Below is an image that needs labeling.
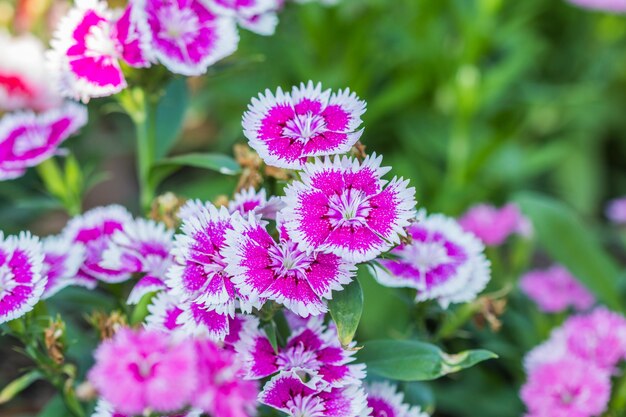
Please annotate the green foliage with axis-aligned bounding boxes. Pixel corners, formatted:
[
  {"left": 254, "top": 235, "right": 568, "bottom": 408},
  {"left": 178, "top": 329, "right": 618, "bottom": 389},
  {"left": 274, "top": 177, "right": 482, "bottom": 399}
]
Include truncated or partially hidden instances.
[{"left": 328, "top": 278, "right": 364, "bottom": 348}]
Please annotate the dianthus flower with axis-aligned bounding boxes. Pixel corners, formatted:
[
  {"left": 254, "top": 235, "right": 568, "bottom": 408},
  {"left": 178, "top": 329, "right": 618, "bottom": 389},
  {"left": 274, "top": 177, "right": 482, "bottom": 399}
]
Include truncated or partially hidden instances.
[
  {"left": 224, "top": 215, "right": 356, "bottom": 316},
  {"left": 177, "top": 299, "right": 233, "bottom": 339},
  {"left": 134, "top": 0, "right": 239, "bottom": 76},
  {"left": 0, "top": 232, "right": 45, "bottom": 324},
  {"left": 605, "top": 196, "right": 626, "bottom": 224},
  {"left": 567, "top": 0, "right": 626, "bottom": 12},
  {"left": 206, "top": 0, "right": 280, "bottom": 35},
  {"left": 243, "top": 81, "right": 366, "bottom": 169},
  {"left": 259, "top": 371, "right": 368, "bottom": 417},
  {"left": 41, "top": 235, "right": 84, "bottom": 299},
  {"left": 0, "top": 31, "right": 62, "bottom": 111},
  {"left": 520, "top": 358, "right": 610, "bottom": 417},
  {"left": 371, "top": 210, "right": 490, "bottom": 307},
  {"left": 63, "top": 205, "right": 133, "bottom": 286},
  {"left": 192, "top": 338, "right": 258, "bottom": 417},
  {"left": 0, "top": 102, "right": 87, "bottom": 180},
  {"left": 236, "top": 316, "right": 365, "bottom": 388},
  {"left": 89, "top": 328, "right": 198, "bottom": 415},
  {"left": 519, "top": 265, "right": 594, "bottom": 313},
  {"left": 458, "top": 203, "right": 531, "bottom": 246},
  {"left": 229, "top": 186, "right": 284, "bottom": 219},
  {"left": 145, "top": 292, "right": 184, "bottom": 332},
  {"left": 282, "top": 154, "right": 416, "bottom": 263},
  {"left": 523, "top": 328, "right": 568, "bottom": 372},
  {"left": 101, "top": 218, "right": 173, "bottom": 303},
  {"left": 92, "top": 399, "right": 202, "bottom": 417},
  {"left": 364, "top": 381, "right": 429, "bottom": 417}
]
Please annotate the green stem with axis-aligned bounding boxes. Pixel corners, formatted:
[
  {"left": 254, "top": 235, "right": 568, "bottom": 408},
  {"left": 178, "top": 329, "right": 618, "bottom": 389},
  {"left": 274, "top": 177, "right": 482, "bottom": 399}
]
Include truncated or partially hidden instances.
[{"left": 136, "top": 92, "right": 158, "bottom": 213}]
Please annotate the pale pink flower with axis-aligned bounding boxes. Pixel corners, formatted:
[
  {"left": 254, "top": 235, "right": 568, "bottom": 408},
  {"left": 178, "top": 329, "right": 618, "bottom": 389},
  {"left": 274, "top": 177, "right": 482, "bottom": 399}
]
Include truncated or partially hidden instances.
[
  {"left": 520, "top": 358, "right": 610, "bottom": 417},
  {"left": 0, "top": 102, "right": 87, "bottom": 180},
  {"left": 519, "top": 265, "right": 594, "bottom": 313},
  {"left": 89, "top": 328, "right": 198, "bottom": 415},
  {"left": 283, "top": 154, "right": 416, "bottom": 262},
  {"left": 371, "top": 210, "right": 490, "bottom": 308},
  {"left": 0, "top": 232, "right": 45, "bottom": 324},
  {"left": 228, "top": 186, "right": 284, "bottom": 220},
  {"left": 206, "top": 0, "right": 280, "bottom": 35},
  {"left": 41, "top": 235, "right": 85, "bottom": 299},
  {"left": 606, "top": 196, "right": 626, "bottom": 224},
  {"left": 364, "top": 381, "right": 428, "bottom": 417},
  {"left": 0, "top": 31, "right": 62, "bottom": 111},
  {"left": 224, "top": 215, "right": 356, "bottom": 317},
  {"left": 567, "top": 0, "right": 626, "bottom": 12},
  {"left": 523, "top": 328, "right": 568, "bottom": 373},
  {"left": 243, "top": 81, "right": 366, "bottom": 169},
  {"left": 458, "top": 203, "right": 531, "bottom": 246},
  {"left": 259, "top": 371, "right": 368, "bottom": 417},
  {"left": 134, "top": 0, "right": 239, "bottom": 76}
]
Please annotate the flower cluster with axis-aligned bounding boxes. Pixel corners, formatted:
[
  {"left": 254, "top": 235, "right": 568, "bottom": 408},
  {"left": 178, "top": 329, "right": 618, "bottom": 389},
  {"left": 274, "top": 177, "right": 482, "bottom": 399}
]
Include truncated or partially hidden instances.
[
  {"left": 521, "top": 307, "right": 626, "bottom": 416},
  {"left": 458, "top": 203, "right": 531, "bottom": 246}
]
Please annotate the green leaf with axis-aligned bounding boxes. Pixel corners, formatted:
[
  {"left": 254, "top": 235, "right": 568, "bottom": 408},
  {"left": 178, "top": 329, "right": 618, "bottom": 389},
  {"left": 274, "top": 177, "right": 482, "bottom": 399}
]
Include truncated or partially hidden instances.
[
  {"left": 356, "top": 339, "right": 497, "bottom": 381},
  {"left": 155, "top": 78, "right": 189, "bottom": 159},
  {"left": 0, "top": 370, "right": 42, "bottom": 404},
  {"left": 263, "top": 321, "right": 279, "bottom": 354},
  {"left": 150, "top": 153, "right": 241, "bottom": 186},
  {"left": 37, "top": 394, "right": 70, "bottom": 417},
  {"left": 328, "top": 278, "right": 363, "bottom": 348},
  {"left": 64, "top": 154, "right": 83, "bottom": 197},
  {"left": 515, "top": 192, "right": 622, "bottom": 310}
]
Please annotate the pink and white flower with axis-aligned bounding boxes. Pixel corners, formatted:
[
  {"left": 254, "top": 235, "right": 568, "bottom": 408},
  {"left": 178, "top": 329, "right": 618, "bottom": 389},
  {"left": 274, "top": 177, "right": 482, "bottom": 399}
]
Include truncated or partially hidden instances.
[
  {"left": 0, "top": 232, "right": 45, "bottom": 324},
  {"left": 282, "top": 154, "right": 416, "bottom": 263},
  {"left": 259, "top": 371, "right": 368, "bottom": 417},
  {"left": 236, "top": 316, "right": 365, "bottom": 388},
  {"left": 134, "top": 0, "right": 239, "bottom": 76},
  {"left": 371, "top": 210, "right": 490, "bottom": 307},
  {"left": 177, "top": 299, "right": 231, "bottom": 340},
  {"left": 0, "top": 31, "right": 62, "bottom": 111},
  {"left": 41, "top": 235, "right": 85, "bottom": 299},
  {"left": 63, "top": 205, "right": 133, "bottom": 286},
  {"left": 519, "top": 265, "right": 595, "bottom": 313},
  {"left": 229, "top": 186, "right": 284, "bottom": 220},
  {"left": 566, "top": 0, "right": 626, "bottom": 12},
  {"left": 364, "top": 381, "right": 429, "bottom": 417},
  {"left": 92, "top": 400, "right": 202, "bottom": 417},
  {"left": 145, "top": 292, "right": 184, "bottom": 332},
  {"left": 205, "top": 0, "right": 280, "bottom": 36},
  {"left": 242, "top": 81, "right": 367, "bottom": 169},
  {"left": 458, "top": 203, "right": 531, "bottom": 246},
  {"left": 0, "top": 102, "right": 87, "bottom": 180},
  {"left": 224, "top": 214, "right": 356, "bottom": 317},
  {"left": 114, "top": 3, "right": 153, "bottom": 68}
]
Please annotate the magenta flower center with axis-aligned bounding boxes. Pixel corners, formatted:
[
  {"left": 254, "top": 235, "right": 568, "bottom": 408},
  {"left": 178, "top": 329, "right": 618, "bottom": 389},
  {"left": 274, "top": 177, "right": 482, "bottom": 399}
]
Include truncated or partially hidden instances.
[
  {"left": 269, "top": 241, "right": 312, "bottom": 279},
  {"left": 283, "top": 112, "right": 327, "bottom": 143},
  {"left": 276, "top": 344, "right": 320, "bottom": 371},
  {"left": 327, "top": 189, "right": 371, "bottom": 228},
  {"left": 157, "top": 5, "right": 200, "bottom": 42}
]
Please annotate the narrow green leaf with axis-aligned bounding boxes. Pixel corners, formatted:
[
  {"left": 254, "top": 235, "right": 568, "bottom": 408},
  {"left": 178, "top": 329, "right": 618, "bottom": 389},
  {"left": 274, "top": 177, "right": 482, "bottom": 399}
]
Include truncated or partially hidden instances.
[
  {"left": 0, "top": 370, "right": 42, "bottom": 404},
  {"left": 150, "top": 153, "right": 241, "bottom": 185},
  {"left": 515, "top": 192, "right": 622, "bottom": 310},
  {"left": 356, "top": 339, "right": 497, "bottom": 381},
  {"left": 155, "top": 78, "right": 189, "bottom": 159},
  {"left": 328, "top": 278, "right": 363, "bottom": 348},
  {"left": 37, "top": 394, "right": 69, "bottom": 417},
  {"left": 263, "top": 322, "right": 279, "bottom": 354},
  {"left": 64, "top": 154, "right": 83, "bottom": 197},
  {"left": 130, "top": 291, "right": 156, "bottom": 325}
]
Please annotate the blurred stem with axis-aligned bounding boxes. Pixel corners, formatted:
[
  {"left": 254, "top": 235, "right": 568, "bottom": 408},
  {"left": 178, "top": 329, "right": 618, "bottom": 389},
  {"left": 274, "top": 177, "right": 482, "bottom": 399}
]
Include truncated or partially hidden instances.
[
  {"left": 36, "top": 159, "right": 81, "bottom": 216},
  {"left": 609, "top": 370, "right": 626, "bottom": 414}
]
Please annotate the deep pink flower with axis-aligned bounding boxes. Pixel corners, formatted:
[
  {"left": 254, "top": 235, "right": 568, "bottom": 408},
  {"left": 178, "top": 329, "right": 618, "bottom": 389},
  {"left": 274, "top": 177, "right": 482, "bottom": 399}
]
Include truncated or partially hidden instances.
[
  {"left": 177, "top": 299, "right": 232, "bottom": 339},
  {"left": 365, "top": 381, "right": 428, "bottom": 417},
  {"left": 92, "top": 400, "right": 202, "bottom": 417},
  {"left": 567, "top": 0, "right": 626, "bottom": 12},
  {"left": 458, "top": 203, "right": 531, "bottom": 246},
  {"left": 228, "top": 186, "right": 284, "bottom": 220},
  {"left": 519, "top": 265, "right": 594, "bottom": 313},
  {"left": 520, "top": 358, "right": 610, "bottom": 417},
  {"left": 235, "top": 316, "right": 365, "bottom": 388},
  {"left": 41, "top": 235, "right": 84, "bottom": 299},
  {"left": 63, "top": 205, "right": 133, "bottom": 286},
  {"left": 283, "top": 154, "right": 416, "bottom": 262},
  {"left": 0, "top": 31, "right": 62, "bottom": 111},
  {"left": 0, "top": 102, "right": 87, "bottom": 180},
  {"left": 606, "top": 196, "right": 626, "bottom": 224},
  {"left": 192, "top": 339, "right": 258, "bottom": 417},
  {"left": 243, "top": 81, "right": 366, "bottom": 169},
  {"left": 134, "top": 0, "right": 239, "bottom": 76},
  {"left": 0, "top": 232, "right": 45, "bottom": 324},
  {"left": 206, "top": 0, "right": 280, "bottom": 35},
  {"left": 259, "top": 371, "right": 368, "bottom": 417},
  {"left": 372, "top": 210, "right": 490, "bottom": 307},
  {"left": 89, "top": 328, "right": 198, "bottom": 415},
  {"left": 114, "top": 3, "right": 153, "bottom": 68},
  {"left": 224, "top": 215, "right": 356, "bottom": 317}
]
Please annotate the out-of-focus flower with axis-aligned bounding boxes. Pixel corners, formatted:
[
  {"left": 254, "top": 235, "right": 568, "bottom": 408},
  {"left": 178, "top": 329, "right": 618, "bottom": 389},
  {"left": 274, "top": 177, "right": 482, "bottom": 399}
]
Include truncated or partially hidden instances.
[
  {"left": 89, "top": 328, "right": 198, "bottom": 415},
  {"left": 458, "top": 203, "right": 531, "bottom": 246},
  {"left": 41, "top": 235, "right": 85, "bottom": 299},
  {"left": 224, "top": 215, "right": 356, "bottom": 317},
  {"left": 134, "top": 0, "right": 239, "bottom": 76},
  {"left": 92, "top": 400, "right": 202, "bottom": 417},
  {"left": 206, "top": 0, "right": 280, "bottom": 35},
  {"left": 520, "top": 358, "right": 610, "bottom": 417},
  {"left": 605, "top": 196, "right": 626, "bottom": 224},
  {"left": 566, "top": 0, "right": 626, "bottom": 12},
  {"left": 519, "top": 265, "right": 594, "bottom": 313},
  {"left": 243, "top": 81, "right": 366, "bottom": 169},
  {"left": 0, "top": 31, "right": 62, "bottom": 111},
  {"left": 283, "top": 154, "right": 416, "bottom": 262},
  {"left": 523, "top": 328, "right": 569, "bottom": 373},
  {"left": 371, "top": 210, "right": 490, "bottom": 308},
  {"left": 0, "top": 102, "right": 87, "bottom": 180},
  {"left": 364, "top": 381, "right": 429, "bottom": 417},
  {"left": 115, "top": 3, "right": 153, "bottom": 68},
  {"left": 63, "top": 205, "right": 134, "bottom": 286},
  {"left": 228, "top": 186, "right": 284, "bottom": 220},
  {"left": 0, "top": 232, "right": 44, "bottom": 324}
]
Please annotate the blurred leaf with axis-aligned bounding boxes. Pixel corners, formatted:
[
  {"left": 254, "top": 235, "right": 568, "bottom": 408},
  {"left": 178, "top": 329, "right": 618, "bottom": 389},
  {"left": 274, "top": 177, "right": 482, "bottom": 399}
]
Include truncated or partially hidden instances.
[
  {"left": 150, "top": 153, "right": 241, "bottom": 186},
  {"left": 37, "top": 394, "right": 70, "bottom": 417},
  {"left": 0, "top": 370, "right": 42, "bottom": 404},
  {"left": 263, "top": 321, "right": 279, "bottom": 354},
  {"left": 64, "top": 154, "right": 83, "bottom": 197},
  {"left": 357, "top": 339, "right": 497, "bottom": 381},
  {"left": 516, "top": 192, "right": 623, "bottom": 310},
  {"left": 155, "top": 78, "right": 189, "bottom": 159},
  {"left": 328, "top": 278, "right": 364, "bottom": 348}
]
